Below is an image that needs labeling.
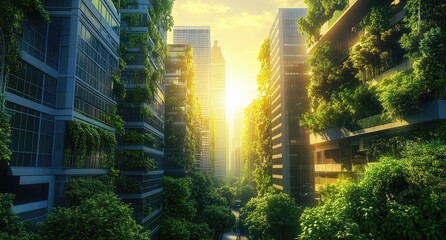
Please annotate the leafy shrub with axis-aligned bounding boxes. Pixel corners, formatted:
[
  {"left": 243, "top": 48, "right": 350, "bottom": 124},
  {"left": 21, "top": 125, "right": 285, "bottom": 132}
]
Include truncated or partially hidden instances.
[{"left": 115, "top": 150, "right": 158, "bottom": 171}]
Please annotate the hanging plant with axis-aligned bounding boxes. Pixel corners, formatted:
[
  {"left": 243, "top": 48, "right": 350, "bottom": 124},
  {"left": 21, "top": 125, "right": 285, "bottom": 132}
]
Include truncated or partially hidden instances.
[
  {"left": 115, "top": 150, "right": 158, "bottom": 171},
  {"left": 66, "top": 121, "right": 117, "bottom": 168},
  {"left": 0, "top": 94, "right": 12, "bottom": 164}
]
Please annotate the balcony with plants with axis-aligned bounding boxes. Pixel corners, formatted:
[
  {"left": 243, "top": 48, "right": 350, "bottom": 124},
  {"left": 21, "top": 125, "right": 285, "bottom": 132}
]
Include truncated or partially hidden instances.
[{"left": 299, "top": 0, "right": 446, "bottom": 144}]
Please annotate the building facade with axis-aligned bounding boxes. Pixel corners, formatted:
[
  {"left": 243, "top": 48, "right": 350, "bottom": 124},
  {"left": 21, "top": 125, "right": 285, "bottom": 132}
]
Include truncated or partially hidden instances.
[
  {"left": 211, "top": 40, "right": 226, "bottom": 179},
  {"left": 0, "top": 0, "right": 119, "bottom": 223},
  {"left": 118, "top": 0, "right": 166, "bottom": 236},
  {"left": 164, "top": 44, "right": 191, "bottom": 177},
  {"left": 268, "top": 8, "right": 313, "bottom": 204},
  {"left": 306, "top": 0, "right": 446, "bottom": 198},
  {"left": 173, "top": 26, "right": 212, "bottom": 175}
]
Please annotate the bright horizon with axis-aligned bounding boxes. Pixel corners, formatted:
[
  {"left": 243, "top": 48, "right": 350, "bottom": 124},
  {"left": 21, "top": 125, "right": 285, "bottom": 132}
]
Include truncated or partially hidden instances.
[{"left": 169, "top": 0, "right": 307, "bottom": 166}]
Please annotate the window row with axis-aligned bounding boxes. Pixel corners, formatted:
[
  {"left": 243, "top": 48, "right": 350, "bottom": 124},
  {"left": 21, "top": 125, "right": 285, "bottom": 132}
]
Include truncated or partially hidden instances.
[
  {"left": 7, "top": 62, "right": 57, "bottom": 108},
  {"left": 7, "top": 102, "right": 54, "bottom": 167}
]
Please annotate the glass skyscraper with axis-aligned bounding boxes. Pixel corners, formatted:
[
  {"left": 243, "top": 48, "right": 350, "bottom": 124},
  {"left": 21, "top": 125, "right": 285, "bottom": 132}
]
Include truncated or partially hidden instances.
[
  {"left": 173, "top": 26, "right": 213, "bottom": 175},
  {"left": 269, "top": 8, "right": 313, "bottom": 204},
  {"left": 1, "top": 0, "right": 119, "bottom": 223},
  {"left": 211, "top": 40, "right": 226, "bottom": 179}
]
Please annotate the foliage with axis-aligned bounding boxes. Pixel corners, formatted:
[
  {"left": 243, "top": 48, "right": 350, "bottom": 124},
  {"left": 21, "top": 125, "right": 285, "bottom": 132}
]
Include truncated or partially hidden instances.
[
  {"left": 65, "top": 177, "right": 114, "bottom": 206},
  {"left": 123, "top": 130, "right": 155, "bottom": 146},
  {"left": 161, "top": 172, "right": 235, "bottom": 240},
  {"left": 125, "top": 84, "right": 153, "bottom": 106},
  {"left": 217, "top": 185, "right": 235, "bottom": 207},
  {"left": 65, "top": 121, "right": 116, "bottom": 168},
  {"left": 299, "top": 141, "right": 446, "bottom": 239},
  {"left": 379, "top": 27, "right": 446, "bottom": 119},
  {"left": 0, "top": 193, "right": 34, "bottom": 240},
  {"left": 367, "top": 122, "right": 446, "bottom": 159},
  {"left": 302, "top": 84, "right": 381, "bottom": 132},
  {"left": 377, "top": 71, "right": 422, "bottom": 119},
  {"left": 160, "top": 217, "right": 190, "bottom": 240},
  {"left": 107, "top": 107, "right": 125, "bottom": 137},
  {"left": 346, "top": 113, "right": 392, "bottom": 131},
  {"left": 242, "top": 192, "right": 302, "bottom": 240},
  {"left": 0, "top": 0, "right": 48, "bottom": 74},
  {"left": 251, "top": 39, "right": 273, "bottom": 195},
  {"left": 201, "top": 204, "right": 236, "bottom": 239},
  {"left": 400, "top": 0, "right": 446, "bottom": 56},
  {"left": 114, "top": 174, "right": 142, "bottom": 194},
  {"left": 151, "top": 0, "right": 175, "bottom": 31},
  {"left": 115, "top": 150, "right": 158, "bottom": 171},
  {"left": 297, "top": 0, "right": 348, "bottom": 45},
  {"left": 38, "top": 193, "right": 149, "bottom": 240},
  {"left": 0, "top": 94, "right": 11, "bottom": 164},
  {"left": 163, "top": 177, "right": 196, "bottom": 220},
  {"left": 350, "top": 11, "right": 402, "bottom": 82},
  {"left": 187, "top": 222, "right": 213, "bottom": 240},
  {"left": 236, "top": 184, "right": 257, "bottom": 205},
  {"left": 112, "top": 58, "right": 127, "bottom": 101}
]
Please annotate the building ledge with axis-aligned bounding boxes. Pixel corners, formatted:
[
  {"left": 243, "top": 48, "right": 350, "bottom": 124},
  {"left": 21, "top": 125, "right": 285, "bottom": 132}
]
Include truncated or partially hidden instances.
[
  {"left": 310, "top": 100, "right": 446, "bottom": 145},
  {"left": 314, "top": 164, "right": 348, "bottom": 173}
]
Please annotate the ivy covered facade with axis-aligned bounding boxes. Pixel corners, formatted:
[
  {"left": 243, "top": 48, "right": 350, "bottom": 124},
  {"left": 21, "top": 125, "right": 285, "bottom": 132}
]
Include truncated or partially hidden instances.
[
  {"left": 0, "top": 0, "right": 120, "bottom": 224},
  {"left": 298, "top": 0, "right": 446, "bottom": 196},
  {"left": 164, "top": 44, "right": 200, "bottom": 177},
  {"left": 0, "top": 0, "right": 175, "bottom": 237},
  {"left": 117, "top": 0, "right": 173, "bottom": 237}
]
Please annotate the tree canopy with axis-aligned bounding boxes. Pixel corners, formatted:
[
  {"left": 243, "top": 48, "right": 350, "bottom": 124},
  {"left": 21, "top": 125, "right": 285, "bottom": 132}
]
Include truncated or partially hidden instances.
[
  {"left": 242, "top": 192, "right": 302, "bottom": 240},
  {"left": 38, "top": 193, "right": 150, "bottom": 240},
  {"left": 299, "top": 140, "right": 446, "bottom": 239}
]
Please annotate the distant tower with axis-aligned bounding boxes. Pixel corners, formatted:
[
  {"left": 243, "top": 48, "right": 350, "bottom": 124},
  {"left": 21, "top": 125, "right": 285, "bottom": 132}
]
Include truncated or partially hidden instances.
[
  {"left": 173, "top": 26, "right": 212, "bottom": 175},
  {"left": 268, "top": 8, "right": 312, "bottom": 204},
  {"left": 211, "top": 40, "right": 226, "bottom": 179}
]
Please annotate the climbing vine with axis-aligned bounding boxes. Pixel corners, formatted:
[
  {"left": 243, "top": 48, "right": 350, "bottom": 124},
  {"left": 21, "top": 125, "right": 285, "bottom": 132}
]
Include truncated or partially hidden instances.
[
  {"left": 65, "top": 121, "right": 116, "bottom": 168},
  {"left": 115, "top": 150, "right": 158, "bottom": 171},
  {"left": 0, "top": 94, "right": 11, "bottom": 164}
]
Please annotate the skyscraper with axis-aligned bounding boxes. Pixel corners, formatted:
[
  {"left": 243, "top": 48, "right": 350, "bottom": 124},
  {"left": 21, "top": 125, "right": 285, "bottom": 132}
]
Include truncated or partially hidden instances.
[
  {"left": 268, "top": 8, "right": 313, "bottom": 204},
  {"left": 0, "top": 0, "right": 119, "bottom": 223},
  {"left": 117, "top": 0, "right": 167, "bottom": 236},
  {"left": 164, "top": 44, "right": 194, "bottom": 177},
  {"left": 173, "top": 26, "right": 212, "bottom": 175},
  {"left": 211, "top": 40, "right": 226, "bottom": 179}
]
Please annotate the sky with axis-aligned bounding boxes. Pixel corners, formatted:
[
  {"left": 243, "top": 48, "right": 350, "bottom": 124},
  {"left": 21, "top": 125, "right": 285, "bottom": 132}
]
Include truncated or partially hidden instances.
[{"left": 169, "top": 0, "right": 306, "bottom": 162}]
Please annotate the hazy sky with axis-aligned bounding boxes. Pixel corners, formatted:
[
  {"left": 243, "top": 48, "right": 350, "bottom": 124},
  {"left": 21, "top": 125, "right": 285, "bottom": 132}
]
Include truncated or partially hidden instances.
[
  {"left": 169, "top": 0, "right": 307, "bottom": 162},
  {"left": 170, "top": 0, "right": 306, "bottom": 119}
]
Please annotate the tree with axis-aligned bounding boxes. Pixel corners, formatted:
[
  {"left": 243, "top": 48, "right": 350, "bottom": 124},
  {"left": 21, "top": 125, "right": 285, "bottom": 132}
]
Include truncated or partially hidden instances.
[
  {"left": 38, "top": 193, "right": 149, "bottom": 240},
  {"left": 299, "top": 140, "right": 446, "bottom": 239},
  {"left": 200, "top": 205, "right": 236, "bottom": 239},
  {"left": 162, "top": 177, "right": 196, "bottom": 220},
  {"left": 160, "top": 217, "right": 190, "bottom": 240},
  {"left": 217, "top": 185, "right": 235, "bottom": 207},
  {"left": 188, "top": 222, "right": 213, "bottom": 240},
  {"left": 0, "top": 193, "right": 34, "bottom": 240},
  {"left": 242, "top": 192, "right": 301, "bottom": 240},
  {"left": 237, "top": 184, "right": 257, "bottom": 205}
]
